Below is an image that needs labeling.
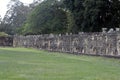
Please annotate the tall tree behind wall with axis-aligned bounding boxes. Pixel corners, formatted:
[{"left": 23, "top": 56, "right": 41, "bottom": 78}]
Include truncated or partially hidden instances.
[
  {"left": 0, "top": 16, "right": 3, "bottom": 32},
  {"left": 2, "top": 0, "right": 31, "bottom": 34},
  {"left": 63, "top": 0, "right": 120, "bottom": 32},
  {"left": 21, "top": 0, "right": 68, "bottom": 35},
  {"left": 82, "top": 0, "right": 104, "bottom": 32},
  {"left": 63, "top": 0, "right": 84, "bottom": 33},
  {"left": 82, "top": 0, "right": 120, "bottom": 32}
]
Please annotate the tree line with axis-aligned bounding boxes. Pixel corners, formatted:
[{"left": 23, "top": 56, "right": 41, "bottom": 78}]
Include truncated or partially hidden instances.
[{"left": 0, "top": 0, "right": 120, "bottom": 35}]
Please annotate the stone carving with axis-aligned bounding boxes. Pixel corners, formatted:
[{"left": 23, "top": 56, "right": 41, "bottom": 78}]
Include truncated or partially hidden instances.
[
  {"left": 13, "top": 32, "right": 120, "bottom": 57},
  {"left": 0, "top": 36, "right": 13, "bottom": 46}
]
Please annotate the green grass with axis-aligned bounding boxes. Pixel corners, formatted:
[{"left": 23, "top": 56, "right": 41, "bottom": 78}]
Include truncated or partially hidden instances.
[{"left": 0, "top": 48, "right": 120, "bottom": 80}]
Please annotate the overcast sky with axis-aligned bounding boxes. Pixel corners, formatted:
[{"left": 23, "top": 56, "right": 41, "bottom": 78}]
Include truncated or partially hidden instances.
[{"left": 0, "top": 0, "right": 33, "bottom": 18}]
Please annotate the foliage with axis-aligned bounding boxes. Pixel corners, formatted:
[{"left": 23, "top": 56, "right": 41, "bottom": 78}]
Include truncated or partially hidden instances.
[
  {"left": 82, "top": 0, "right": 103, "bottom": 32},
  {"left": 1, "top": 0, "right": 120, "bottom": 35},
  {"left": 63, "top": 0, "right": 84, "bottom": 33},
  {"left": 63, "top": 0, "right": 120, "bottom": 32},
  {"left": 2, "top": 0, "right": 31, "bottom": 34},
  {"left": 0, "top": 32, "right": 8, "bottom": 37},
  {"left": 21, "top": 0, "right": 68, "bottom": 35}
]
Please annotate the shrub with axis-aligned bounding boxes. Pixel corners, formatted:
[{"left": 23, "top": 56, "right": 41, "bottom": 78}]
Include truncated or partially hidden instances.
[{"left": 0, "top": 32, "right": 9, "bottom": 37}]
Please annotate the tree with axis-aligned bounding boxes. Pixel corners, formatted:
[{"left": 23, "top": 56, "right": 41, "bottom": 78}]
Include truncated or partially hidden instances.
[
  {"left": 63, "top": 0, "right": 84, "bottom": 33},
  {"left": 83, "top": 0, "right": 120, "bottom": 32},
  {"left": 21, "top": 0, "right": 68, "bottom": 35},
  {"left": 3, "top": 0, "right": 31, "bottom": 34},
  {"left": 101, "top": 0, "right": 120, "bottom": 30},
  {"left": 0, "top": 15, "right": 10, "bottom": 33},
  {"left": 63, "top": 0, "right": 120, "bottom": 32},
  {"left": 81, "top": 0, "right": 103, "bottom": 32},
  {"left": 0, "top": 16, "right": 2, "bottom": 24},
  {"left": 0, "top": 16, "right": 3, "bottom": 32}
]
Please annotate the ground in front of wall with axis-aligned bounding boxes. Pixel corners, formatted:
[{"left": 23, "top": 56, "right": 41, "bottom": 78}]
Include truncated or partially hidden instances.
[{"left": 0, "top": 48, "right": 120, "bottom": 80}]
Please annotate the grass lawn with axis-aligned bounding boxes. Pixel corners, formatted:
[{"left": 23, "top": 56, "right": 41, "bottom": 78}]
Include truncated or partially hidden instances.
[{"left": 0, "top": 48, "right": 120, "bottom": 80}]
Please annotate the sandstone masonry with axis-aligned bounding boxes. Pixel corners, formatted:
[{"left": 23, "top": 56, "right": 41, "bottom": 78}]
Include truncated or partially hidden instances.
[
  {"left": 13, "top": 32, "right": 120, "bottom": 57},
  {"left": 0, "top": 36, "right": 13, "bottom": 46}
]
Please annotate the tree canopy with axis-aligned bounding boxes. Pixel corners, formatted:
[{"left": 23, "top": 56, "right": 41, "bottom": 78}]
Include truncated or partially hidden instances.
[
  {"left": 21, "top": 0, "right": 68, "bottom": 35},
  {"left": 63, "top": 0, "right": 120, "bottom": 32},
  {"left": 0, "top": 0, "right": 120, "bottom": 35},
  {"left": 0, "top": 0, "right": 31, "bottom": 35}
]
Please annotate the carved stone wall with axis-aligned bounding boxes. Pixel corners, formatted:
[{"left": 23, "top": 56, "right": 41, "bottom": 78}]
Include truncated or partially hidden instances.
[
  {"left": 13, "top": 32, "right": 120, "bottom": 57},
  {"left": 0, "top": 37, "right": 13, "bottom": 46}
]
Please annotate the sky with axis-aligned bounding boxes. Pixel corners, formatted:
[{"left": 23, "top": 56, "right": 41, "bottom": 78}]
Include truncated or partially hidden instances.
[{"left": 0, "top": 0, "right": 33, "bottom": 18}]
